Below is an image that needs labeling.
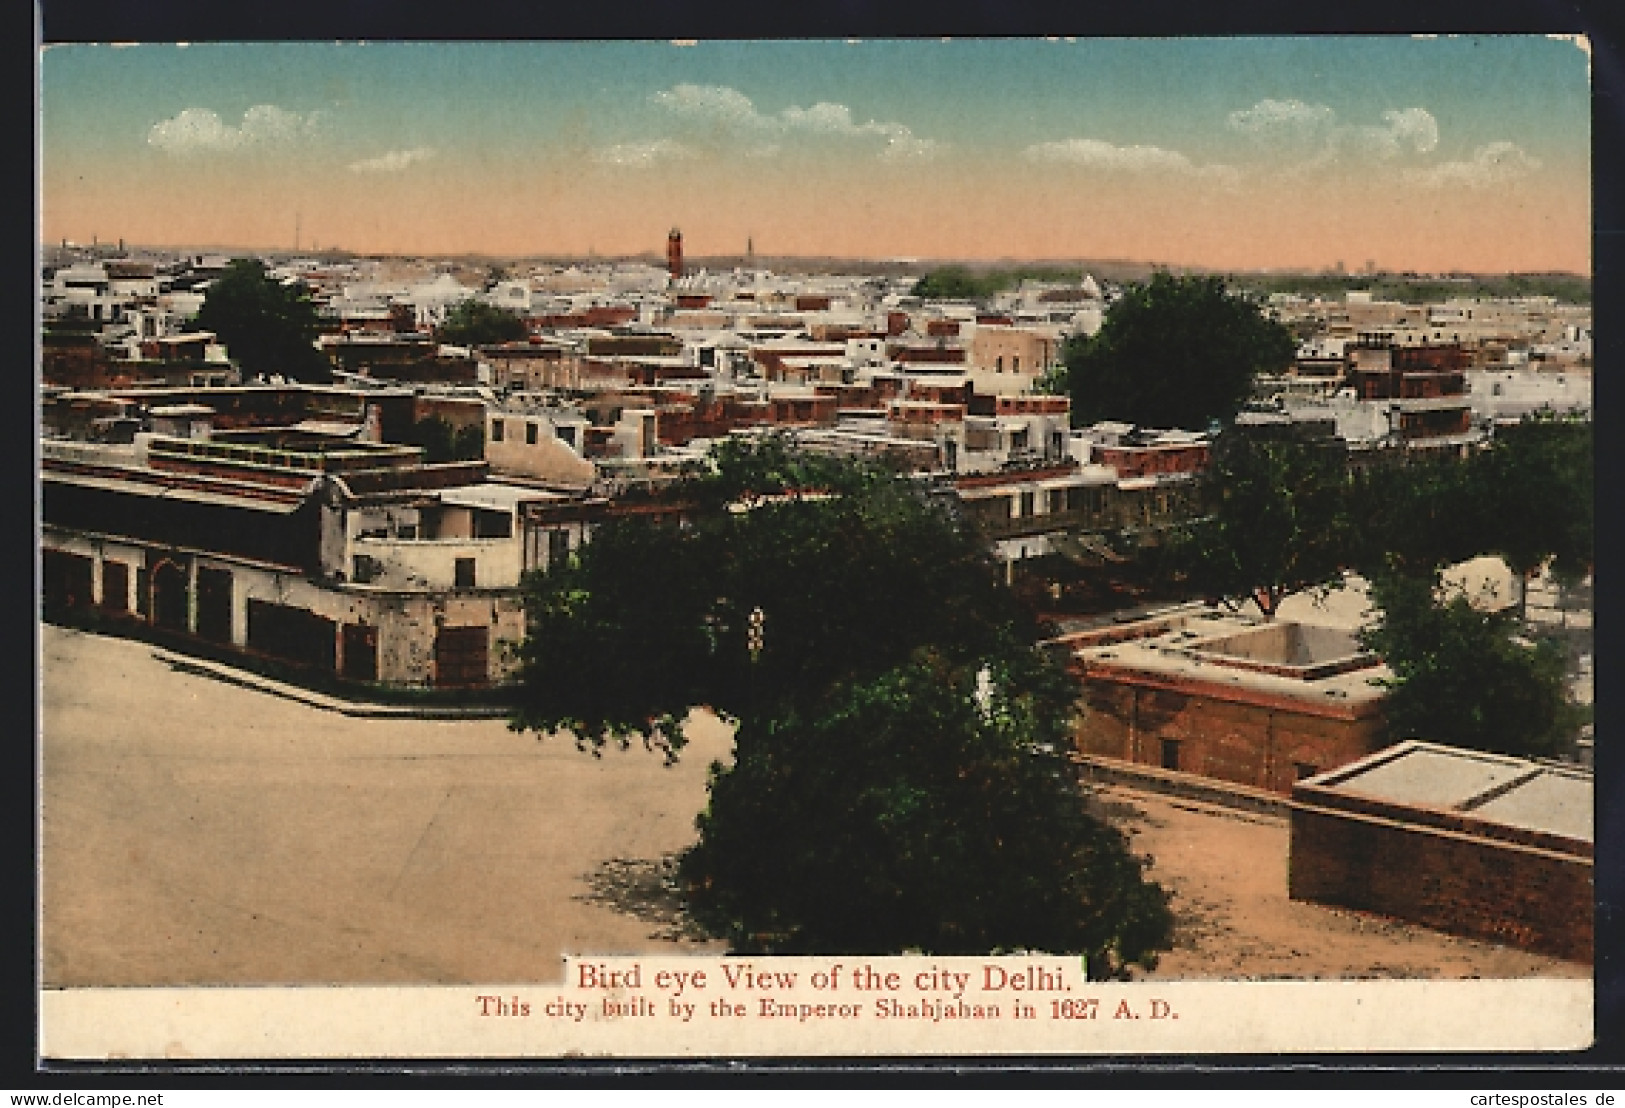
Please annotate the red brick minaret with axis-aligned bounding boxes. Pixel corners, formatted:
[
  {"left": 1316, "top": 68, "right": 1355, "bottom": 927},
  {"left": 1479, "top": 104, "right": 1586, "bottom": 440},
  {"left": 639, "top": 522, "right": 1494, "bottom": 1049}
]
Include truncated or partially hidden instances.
[{"left": 667, "top": 228, "right": 684, "bottom": 280}]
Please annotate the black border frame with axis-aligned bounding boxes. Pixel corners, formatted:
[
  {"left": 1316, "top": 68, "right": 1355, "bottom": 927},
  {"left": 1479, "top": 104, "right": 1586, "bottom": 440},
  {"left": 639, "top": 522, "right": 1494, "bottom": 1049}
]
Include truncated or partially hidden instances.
[{"left": 21, "top": 0, "right": 1624, "bottom": 1086}]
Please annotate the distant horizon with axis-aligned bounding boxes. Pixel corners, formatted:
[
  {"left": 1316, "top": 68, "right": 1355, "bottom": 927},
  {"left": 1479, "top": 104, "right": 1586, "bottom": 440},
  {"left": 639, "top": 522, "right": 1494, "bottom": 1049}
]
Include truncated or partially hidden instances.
[
  {"left": 40, "top": 39, "right": 1591, "bottom": 274},
  {"left": 41, "top": 240, "right": 1592, "bottom": 282}
]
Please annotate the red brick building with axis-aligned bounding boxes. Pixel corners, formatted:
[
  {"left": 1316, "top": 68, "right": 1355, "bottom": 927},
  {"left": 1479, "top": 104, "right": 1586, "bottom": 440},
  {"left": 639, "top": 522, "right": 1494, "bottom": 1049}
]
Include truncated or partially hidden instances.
[
  {"left": 1090, "top": 441, "right": 1212, "bottom": 481},
  {"left": 1060, "top": 610, "right": 1391, "bottom": 795},
  {"left": 1290, "top": 741, "right": 1592, "bottom": 962}
]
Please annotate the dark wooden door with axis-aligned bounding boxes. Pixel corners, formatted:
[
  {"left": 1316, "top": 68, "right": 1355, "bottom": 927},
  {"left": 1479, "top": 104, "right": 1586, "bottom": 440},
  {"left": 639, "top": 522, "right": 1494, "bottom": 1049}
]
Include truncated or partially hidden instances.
[
  {"left": 195, "top": 566, "right": 233, "bottom": 642},
  {"left": 151, "top": 560, "right": 189, "bottom": 631},
  {"left": 433, "top": 625, "right": 488, "bottom": 688},
  {"left": 341, "top": 623, "right": 379, "bottom": 682},
  {"left": 42, "top": 550, "right": 94, "bottom": 616},
  {"left": 246, "top": 599, "right": 337, "bottom": 671},
  {"left": 100, "top": 560, "right": 129, "bottom": 614}
]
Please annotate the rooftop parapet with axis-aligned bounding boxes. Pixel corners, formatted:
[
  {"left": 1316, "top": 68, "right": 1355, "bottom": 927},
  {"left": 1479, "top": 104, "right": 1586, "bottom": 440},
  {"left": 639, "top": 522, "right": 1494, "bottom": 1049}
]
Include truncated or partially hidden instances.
[{"left": 145, "top": 434, "right": 424, "bottom": 475}]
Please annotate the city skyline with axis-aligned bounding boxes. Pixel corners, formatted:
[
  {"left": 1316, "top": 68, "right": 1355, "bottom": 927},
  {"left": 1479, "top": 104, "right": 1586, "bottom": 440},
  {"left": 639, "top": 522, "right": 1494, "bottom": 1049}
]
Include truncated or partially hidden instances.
[{"left": 40, "top": 37, "right": 1592, "bottom": 273}]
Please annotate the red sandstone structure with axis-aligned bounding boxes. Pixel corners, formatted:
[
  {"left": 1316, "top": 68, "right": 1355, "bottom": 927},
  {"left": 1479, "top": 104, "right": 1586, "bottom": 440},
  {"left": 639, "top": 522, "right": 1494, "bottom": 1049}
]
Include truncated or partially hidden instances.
[{"left": 666, "top": 228, "right": 683, "bottom": 280}]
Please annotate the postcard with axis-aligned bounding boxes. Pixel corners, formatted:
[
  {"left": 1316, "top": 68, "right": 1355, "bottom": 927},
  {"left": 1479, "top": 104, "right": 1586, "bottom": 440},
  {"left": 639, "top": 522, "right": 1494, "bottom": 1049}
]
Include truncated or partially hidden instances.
[{"left": 36, "top": 35, "right": 1595, "bottom": 1064}]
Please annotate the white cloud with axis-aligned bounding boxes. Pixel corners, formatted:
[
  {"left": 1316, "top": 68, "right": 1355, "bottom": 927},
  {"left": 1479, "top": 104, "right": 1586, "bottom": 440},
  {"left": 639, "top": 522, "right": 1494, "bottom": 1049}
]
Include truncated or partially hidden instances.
[
  {"left": 348, "top": 146, "right": 436, "bottom": 173},
  {"left": 1401, "top": 141, "right": 1542, "bottom": 189},
  {"left": 1338, "top": 108, "right": 1440, "bottom": 162},
  {"left": 1227, "top": 97, "right": 1534, "bottom": 190},
  {"left": 1227, "top": 99, "right": 1439, "bottom": 166},
  {"left": 879, "top": 132, "right": 947, "bottom": 162},
  {"left": 781, "top": 101, "right": 875, "bottom": 134},
  {"left": 651, "top": 83, "right": 765, "bottom": 129},
  {"left": 1226, "top": 98, "right": 1336, "bottom": 137},
  {"left": 1381, "top": 108, "right": 1439, "bottom": 154},
  {"left": 147, "top": 104, "right": 324, "bottom": 153},
  {"left": 648, "top": 83, "right": 945, "bottom": 160},
  {"left": 1025, "top": 137, "right": 1188, "bottom": 171},
  {"left": 1023, "top": 138, "right": 1239, "bottom": 184},
  {"left": 591, "top": 138, "right": 696, "bottom": 167}
]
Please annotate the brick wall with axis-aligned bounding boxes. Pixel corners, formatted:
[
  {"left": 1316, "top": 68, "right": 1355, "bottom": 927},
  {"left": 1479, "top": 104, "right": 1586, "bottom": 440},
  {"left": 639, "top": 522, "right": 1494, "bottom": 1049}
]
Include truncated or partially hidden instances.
[
  {"left": 1077, "top": 676, "right": 1388, "bottom": 794},
  {"left": 1289, "top": 802, "right": 1593, "bottom": 962},
  {"left": 1093, "top": 443, "right": 1211, "bottom": 479},
  {"left": 888, "top": 345, "right": 967, "bottom": 364}
]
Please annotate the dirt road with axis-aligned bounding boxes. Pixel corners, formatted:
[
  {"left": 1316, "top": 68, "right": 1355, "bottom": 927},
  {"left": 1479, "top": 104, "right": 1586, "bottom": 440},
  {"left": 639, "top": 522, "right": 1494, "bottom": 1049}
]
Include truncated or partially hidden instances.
[{"left": 41, "top": 625, "right": 730, "bottom": 986}]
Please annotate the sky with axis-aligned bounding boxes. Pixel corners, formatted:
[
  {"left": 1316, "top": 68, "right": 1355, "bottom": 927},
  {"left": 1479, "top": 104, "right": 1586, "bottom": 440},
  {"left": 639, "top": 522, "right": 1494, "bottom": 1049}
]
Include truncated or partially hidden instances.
[{"left": 38, "top": 37, "right": 1593, "bottom": 273}]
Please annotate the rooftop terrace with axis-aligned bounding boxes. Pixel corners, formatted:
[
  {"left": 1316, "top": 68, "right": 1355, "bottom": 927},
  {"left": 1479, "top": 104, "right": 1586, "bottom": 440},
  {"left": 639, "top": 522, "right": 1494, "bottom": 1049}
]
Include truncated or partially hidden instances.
[
  {"left": 1301, "top": 740, "right": 1592, "bottom": 847},
  {"left": 1059, "top": 610, "right": 1391, "bottom": 716}
]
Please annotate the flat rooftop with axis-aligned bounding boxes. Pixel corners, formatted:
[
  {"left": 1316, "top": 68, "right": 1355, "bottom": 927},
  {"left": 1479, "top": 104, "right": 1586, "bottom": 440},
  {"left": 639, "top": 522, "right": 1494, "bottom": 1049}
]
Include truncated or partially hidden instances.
[
  {"left": 1064, "top": 611, "right": 1390, "bottom": 711},
  {"left": 1192, "top": 623, "right": 1360, "bottom": 667},
  {"left": 439, "top": 483, "right": 568, "bottom": 511},
  {"left": 1183, "top": 622, "right": 1380, "bottom": 680},
  {"left": 1302, "top": 740, "right": 1593, "bottom": 845}
]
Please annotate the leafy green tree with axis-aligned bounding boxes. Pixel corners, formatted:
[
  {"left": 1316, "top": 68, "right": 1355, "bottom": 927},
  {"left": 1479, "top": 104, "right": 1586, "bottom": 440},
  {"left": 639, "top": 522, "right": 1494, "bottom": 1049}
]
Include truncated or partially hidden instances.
[
  {"left": 912, "top": 267, "right": 1001, "bottom": 301},
  {"left": 1063, "top": 272, "right": 1295, "bottom": 429},
  {"left": 911, "top": 265, "right": 1088, "bottom": 302},
  {"left": 437, "top": 298, "right": 528, "bottom": 346},
  {"left": 193, "top": 258, "right": 333, "bottom": 383},
  {"left": 1163, "top": 431, "right": 1354, "bottom": 618},
  {"left": 1344, "top": 452, "right": 1490, "bottom": 581},
  {"left": 1361, "top": 571, "right": 1583, "bottom": 759},
  {"left": 1473, "top": 418, "right": 1593, "bottom": 596},
  {"left": 1168, "top": 416, "right": 1592, "bottom": 618},
  {"left": 512, "top": 437, "right": 1174, "bottom": 965},
  {"left": 454, "top": 423, "right": 486, "bottom": 461},
  {"left": 1344, "top": 418, "right": 1593, "bottom": 601},
  {"left": 401, "top": 416, "right": 485, "bottom": 463},
  {"left": 1154, "top": 415, "right": 1590, "bottom": 757},
  {"left": 680, "top": 653, "right": 1172, "bottom": 971},
  {"left": 513, "top": 437, "right": 1043, "bottom": 749},
  {"left": 685, "top": 433, "right": 888, "bottom": 511}
]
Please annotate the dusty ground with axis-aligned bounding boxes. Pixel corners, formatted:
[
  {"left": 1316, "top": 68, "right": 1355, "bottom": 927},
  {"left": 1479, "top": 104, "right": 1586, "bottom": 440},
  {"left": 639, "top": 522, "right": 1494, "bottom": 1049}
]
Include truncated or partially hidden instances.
[
  {"left": 40, "top": 624, "right": 1587, "bottom": 987},
  {"left": 40, "top": 625, "right": 730, "bottom": 987}
]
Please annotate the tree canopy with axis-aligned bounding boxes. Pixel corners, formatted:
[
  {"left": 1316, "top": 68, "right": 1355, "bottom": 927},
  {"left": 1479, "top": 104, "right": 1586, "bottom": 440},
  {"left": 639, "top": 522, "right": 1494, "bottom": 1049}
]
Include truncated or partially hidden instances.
[
  {"left": 1163, "top": 431, "right": 1354, "bottom": 619},
  {"left": 1062, "top": 272, "right": 1295, "bottom": 430},
  {"left": 400, "top": 415, "right": 485, "bottom": 464},
  {"left": 1160, "top": 417, "right": 1592, "bottom": 758},
  {"left": 911, "top": 267, "right": 998, "bottom": 300},
  {"left": 512, "top": 435, "right": 1049, "bottom": 751},
  {"left": 680, "top": 653, "right": 1173, "bottom": 969},
  {"left": 511, "top": 436, "right": 1174, "bottom": 967},
  {"left": 1167, "top": 418, "right": 1593, "bottom": 618},
  {"left": 1343, "top": 418, "right": 1593, "bottom": 591},
  {"left": 193, "top": 258, "right": 333, "bottom": 383},
  {"left": 910, "top": 265, "right": 1084, "bottom": 302},
  {"left": 1470, "top": 418, "right": 1593, "bottom": 584},
  {"left": 437, "top": 298, "right": 528, "bottom": 346},
  {"left": 1360, "top": 570, "right": 1582, "bottom": 760}
]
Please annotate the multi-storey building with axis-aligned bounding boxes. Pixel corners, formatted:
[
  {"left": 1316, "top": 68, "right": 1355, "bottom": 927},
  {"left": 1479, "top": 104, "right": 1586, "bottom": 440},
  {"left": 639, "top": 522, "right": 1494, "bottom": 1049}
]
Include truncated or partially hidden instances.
[{"left": 39, "top": 421, "right": 657, "bottom": 689}]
